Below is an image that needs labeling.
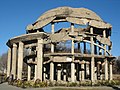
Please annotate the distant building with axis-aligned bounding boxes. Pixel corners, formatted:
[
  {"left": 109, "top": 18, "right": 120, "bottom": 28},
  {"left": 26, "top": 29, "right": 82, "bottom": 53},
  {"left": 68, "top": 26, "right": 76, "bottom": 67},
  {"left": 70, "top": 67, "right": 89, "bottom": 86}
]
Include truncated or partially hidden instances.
[{"left": 6, "top": 7, "right": 114, "bottom": 82}]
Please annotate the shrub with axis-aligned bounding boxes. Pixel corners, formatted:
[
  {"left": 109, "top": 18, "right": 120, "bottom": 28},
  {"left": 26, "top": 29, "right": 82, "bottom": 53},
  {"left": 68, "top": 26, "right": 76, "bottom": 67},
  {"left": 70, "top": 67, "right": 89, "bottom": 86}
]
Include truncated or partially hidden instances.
[
  {"left": 12, "top": 80, "right": 17, "bottom": 86},
  {"left": 7, "top": 79, "right": 120, "bottom": 88},
  {"left": 40, "top": 81, "right": 48, "bottom": 87},
  {"left": 28, "top": 80, "right": 34, "bottom": 87},
  {"left": 33, "top": 79, "right": 48, "bottom": 88},
  {"left": 48, "top": 80, "right": 56, "bottom": 87},
  {"left": 80, "top": 81, "right": 92, "bottom": 86},
  {"left": 16, "top": 79, "right": 22, "bottom": 87},
  {"left": 34, "top": 79, "right": 41, "bottom": 88},
  {"left": 55, "top": 81, "right": 67, "bottom": 86},
  {"left": 67, "top": 82, "right": 77, "bottom": 87},
  {"left": 109, "top": 80, "right": 120, "bottom": 85}
]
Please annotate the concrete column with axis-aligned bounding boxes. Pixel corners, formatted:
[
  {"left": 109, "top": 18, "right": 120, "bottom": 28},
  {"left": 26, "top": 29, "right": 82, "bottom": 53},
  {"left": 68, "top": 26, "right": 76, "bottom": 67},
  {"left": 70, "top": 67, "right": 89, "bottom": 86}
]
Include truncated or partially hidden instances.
[
  {"left": 79, "top": 70, "right": 81, "bottom": 81},
  {"left": 94, "top": 67, "right": 97, "bottom": 80},
  {"left": 50, "top": 62, "right": 54, "bottom": 81},
  {"left": 51, "top": 23, "right": 54, "bottom": 34},
  {"left": 7, "top": 48, "right": 11, "bottom": 77},
  {"left": 51, "top": 23, "right": 54, "bottom": 53},
  {"left": 90, "top": 27, "right": 95, "bottom": 82},
  {"left": 103, "top": 30, "right": 107, "bottom": 55},
  {"left": 51, "top": 44, "right": 54, "bottom": 53},
  {"left": 71, "top": 62, "right": 75, "bottom": 82},
  {"left": 74, "top": 69, "right": 77, "bottom": 81},
  {"left": 71, "top": 23, "right": 75, "bottom": 82},
  {"left": 105, "top": 59, "right": 108, "bottom": 80},
  {"left": 103, "top": 29, "right": 106, "bottom": 38},
  {"left": 97, "top": 61, "right": 101, "bottom": 80},
  {"left": 71, "top": 23, "right": 74, "bottom": 55},
  {"left": 28, "top": 65, "right": 31, "bottom": 81},
  {"left": 108, "top": 34, "right": 111, "bottom": 54},
  {"left": 63, "top": 69, "right": 66, "bottom": 81},
  {"left": 91, "top": 57, "right": 95, "bottom": 81},
  {"left": 90, "top": 27, "right": 94, "bottom": 54},
  {"left": 100, "top": 64, "right": 103, "bottom": 80},
  {"left": 57, "top": 64, "right": 61, "bottom": 81},
  {"left": 100, "top": 73, "right": 103, "bottom": 80},
  {"left": 37, "top": 38, "right": 43, "bottom": 81},
  {"left": 81, "top": 60, "right": 85, "bottom": 81},
  {"left": 71, "top": 39, "right": 74, "bottom": 54},
  {"left": 86, "top": 62, "right": 90, "bottom": 79},
  {"left": 17, "top": 42, "right": 24, "bottom": 80},
  {"left": 50, "top": 23, "right": 54, "bottom": 81},
  {"left": 109, "top": 62, "right": 113, "bottom": 80},
  {"left": 11, "top": 43, "right": 17, "bottom": 79},
  {"left": 43, "top": 67, "right": 46, "bottom": 81},
  {"left": 34, "top": 65, "right": 37, "bottom": 80}
]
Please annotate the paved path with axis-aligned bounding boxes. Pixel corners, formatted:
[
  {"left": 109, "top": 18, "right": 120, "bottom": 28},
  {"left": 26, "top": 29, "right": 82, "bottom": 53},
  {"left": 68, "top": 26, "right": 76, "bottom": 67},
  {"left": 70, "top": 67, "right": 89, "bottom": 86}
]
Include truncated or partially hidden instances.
[
  {"left": 0, "top": 83, "right": 22, "bottom": 90},
  {"left": 0, "top": 82, "right": 120, "bottom": 90}
]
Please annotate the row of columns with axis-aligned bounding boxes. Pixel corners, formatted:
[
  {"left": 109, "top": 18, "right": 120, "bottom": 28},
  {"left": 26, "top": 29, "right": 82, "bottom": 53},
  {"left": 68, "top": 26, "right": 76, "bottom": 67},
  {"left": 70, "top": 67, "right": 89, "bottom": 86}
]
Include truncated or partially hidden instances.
[
  {"left": 48, "top": 61, "right": 113, "bottom": 82},
  {"left": 6, "top": 23, "right": 113, "bottom": 82},
  {"left": 7, "top": 38, "right": 44, "bottom": 81},
  {"left": 23, "top": 57, "right": 112, "bottom": 81},
  {"left": 7, "top": 42, "right": 24, "bottom": 80},
  {"left": 48, "top": 25, "right": 113, "bottom": 82}
]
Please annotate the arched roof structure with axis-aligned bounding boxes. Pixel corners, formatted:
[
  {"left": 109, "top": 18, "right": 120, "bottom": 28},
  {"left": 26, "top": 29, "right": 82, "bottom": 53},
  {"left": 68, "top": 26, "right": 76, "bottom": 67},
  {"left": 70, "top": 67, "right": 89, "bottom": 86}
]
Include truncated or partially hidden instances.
[{"left": 27, "top": 7, "right": 112, "bottom": 31}]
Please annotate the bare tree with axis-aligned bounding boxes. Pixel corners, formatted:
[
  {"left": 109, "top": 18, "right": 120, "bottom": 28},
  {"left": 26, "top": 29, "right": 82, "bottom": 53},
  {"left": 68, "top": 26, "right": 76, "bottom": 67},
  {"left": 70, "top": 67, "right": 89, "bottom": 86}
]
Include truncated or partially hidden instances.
[
  {"left": 113, "top": 56, "right": 120, "bottom": 74},
  {"left": 0, "top": 53, "right": 7, "bottom": 73}
]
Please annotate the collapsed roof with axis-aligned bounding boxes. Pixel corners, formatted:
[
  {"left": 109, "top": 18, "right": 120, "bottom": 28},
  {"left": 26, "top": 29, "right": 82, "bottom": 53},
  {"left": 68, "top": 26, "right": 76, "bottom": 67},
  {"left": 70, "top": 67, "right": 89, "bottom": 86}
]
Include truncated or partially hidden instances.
[{"left": 26, "top": 6, "right": 112, "bottom": 31}]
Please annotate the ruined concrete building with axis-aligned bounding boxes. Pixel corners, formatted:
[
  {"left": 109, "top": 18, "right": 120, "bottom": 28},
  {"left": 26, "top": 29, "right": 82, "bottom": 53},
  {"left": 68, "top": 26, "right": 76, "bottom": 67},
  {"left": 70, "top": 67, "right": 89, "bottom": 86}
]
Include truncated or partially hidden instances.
[{"left": 6, "top": 7, "right": 114, "bottom": 82}]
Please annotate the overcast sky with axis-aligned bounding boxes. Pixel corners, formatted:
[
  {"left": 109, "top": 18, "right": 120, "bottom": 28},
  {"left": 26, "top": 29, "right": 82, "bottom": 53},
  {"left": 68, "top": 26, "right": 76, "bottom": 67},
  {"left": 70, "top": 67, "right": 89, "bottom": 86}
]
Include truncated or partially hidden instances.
[{"left": 0, "top": 0, "right": 120, "bottom": 56}]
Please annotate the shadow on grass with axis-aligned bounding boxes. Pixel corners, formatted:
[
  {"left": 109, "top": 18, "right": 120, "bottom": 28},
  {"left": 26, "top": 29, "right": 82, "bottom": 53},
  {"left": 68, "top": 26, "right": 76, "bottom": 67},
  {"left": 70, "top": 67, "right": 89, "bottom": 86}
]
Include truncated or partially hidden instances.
[{"left": 108, "top": 85, "right": 120, "bottom": 90}]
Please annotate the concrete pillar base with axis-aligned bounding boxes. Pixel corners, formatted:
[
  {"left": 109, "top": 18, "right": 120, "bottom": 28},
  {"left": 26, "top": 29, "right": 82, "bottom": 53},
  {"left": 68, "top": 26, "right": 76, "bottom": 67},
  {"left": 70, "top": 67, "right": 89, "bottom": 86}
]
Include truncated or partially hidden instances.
[
  {"left": 50, "top": 62, "right": 54, "bottom": 81},
  {"left": 71, "top": 62, "right": 75, "bottom": 82}
]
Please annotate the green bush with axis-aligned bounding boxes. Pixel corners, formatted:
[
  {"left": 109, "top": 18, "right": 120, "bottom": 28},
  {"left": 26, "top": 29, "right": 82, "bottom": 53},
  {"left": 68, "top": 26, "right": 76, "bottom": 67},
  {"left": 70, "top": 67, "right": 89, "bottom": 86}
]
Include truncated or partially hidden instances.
[
  {"left": 7, "top": 79, "right": 120, "bottom": 88},
  {"left": 0, "top": 73, "right": 7, "bottom": 83},
  {"left": 94, "top": 80, "right": 102, "bottom": 86},
  {"left": 67, "top": 82, "right": 78, "bottom": 87},
  {"left": 16, "top": 79, "right": 23, "bottom": 87},
  {"left": 28, "top": 80, "right": 35, "bottom": 87},
  {"left": 48, "top": 80, "right": 56, "bottom": 87},
  {"left": 80, "top": 81, "right": 92, "bottom": 86},
  {"left": 33, "top": 79, "right": 48, "bottom": 88},
  {"left": 55, "top": 81, "right": 67, "bottom": 86},
  {"left": 94, "top": 80, "right": 120, "bottom": 86},
  {"left": 109, "top": 80, "right": 120, "bottom": 85},
  {"left": 34, "top": 79, "right": 41, "bottom": 88},
  {"left": 40, "top": 81, "right": 48, "bottom": 87}
]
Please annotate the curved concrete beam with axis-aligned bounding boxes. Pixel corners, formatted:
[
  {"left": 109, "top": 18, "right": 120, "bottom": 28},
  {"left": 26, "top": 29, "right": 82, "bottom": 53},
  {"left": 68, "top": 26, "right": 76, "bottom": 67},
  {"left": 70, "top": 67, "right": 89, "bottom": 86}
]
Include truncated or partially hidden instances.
[{"left": 26, "top": 7, "right": 112, "bottom": 31}]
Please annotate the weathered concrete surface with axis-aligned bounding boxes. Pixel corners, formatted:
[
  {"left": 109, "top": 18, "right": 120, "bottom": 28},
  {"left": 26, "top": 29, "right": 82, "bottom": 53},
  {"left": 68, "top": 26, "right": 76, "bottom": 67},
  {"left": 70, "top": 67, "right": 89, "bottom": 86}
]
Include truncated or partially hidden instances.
[{"left": 27, "top": 7, "right": 111, "bottom": 30}]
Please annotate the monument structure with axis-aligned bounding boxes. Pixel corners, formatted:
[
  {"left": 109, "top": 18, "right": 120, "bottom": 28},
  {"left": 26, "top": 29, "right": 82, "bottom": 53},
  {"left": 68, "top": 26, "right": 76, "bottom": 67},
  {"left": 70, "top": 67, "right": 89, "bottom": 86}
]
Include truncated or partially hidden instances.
[{"left": 6, "top": 7, "right": 114, "bottom": 82}]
